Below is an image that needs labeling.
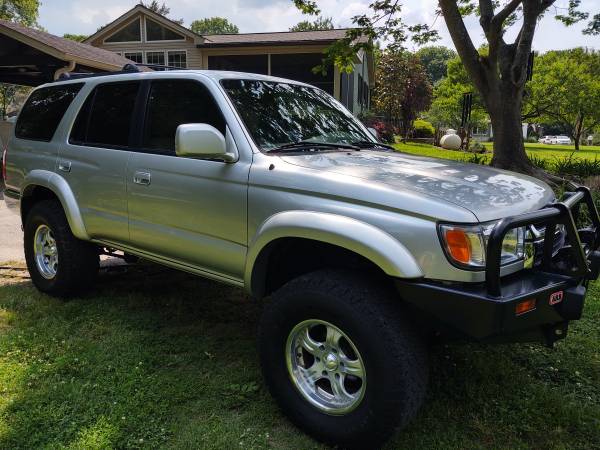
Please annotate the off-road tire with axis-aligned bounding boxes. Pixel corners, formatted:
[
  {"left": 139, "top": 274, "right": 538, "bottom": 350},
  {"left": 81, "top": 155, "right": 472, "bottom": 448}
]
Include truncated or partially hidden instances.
[
  {"left": 24, "top": 199, "right": 99, "bottom": 297},
  {"left": 258, "top": 269, "right": 428, "bottom": 449}
]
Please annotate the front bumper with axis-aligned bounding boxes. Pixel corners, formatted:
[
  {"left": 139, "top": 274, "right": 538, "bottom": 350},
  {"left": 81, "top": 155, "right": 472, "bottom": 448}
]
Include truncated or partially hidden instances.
[{"left": 397, "top": 186, "right": 600, "bottom": 346}]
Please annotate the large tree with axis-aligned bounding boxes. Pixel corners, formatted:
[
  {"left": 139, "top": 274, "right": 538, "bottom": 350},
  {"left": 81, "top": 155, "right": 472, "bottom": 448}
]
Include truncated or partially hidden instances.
[
  {"left": 0, "top": 0, "right": 39, "bottom": 26},
  {"left": 293, "top": 0, "right": 599, "bottom": 175},
  {"left": 373, "top": 51, "right": 432, "bottom": 140},
  {"left": 415, "top": 46, "right": 457, "bottom": 84},
  {"left": 525, "top": 48, "right": 600, "bottom": 150},
  {"left": 63, "top": 34, "right": 88, "bottom": 42},
  {"left": 290, "top": 16, "right": 334, "bottom": 31},
  {"left": 191, "top": 17, "right": 239, "bottom": 35}
]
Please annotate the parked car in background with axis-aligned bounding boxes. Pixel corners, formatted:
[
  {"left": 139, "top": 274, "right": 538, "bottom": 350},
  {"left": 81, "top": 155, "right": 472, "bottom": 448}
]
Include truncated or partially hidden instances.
[
  {"left": 550, "top": 135, "right": 572, "bottom": 145},
  {"left": 3, "top": 68, "right": 600, "bottom": 449},
  {"left": 539, "top": 135, "right": 555, "bottom": 144}
]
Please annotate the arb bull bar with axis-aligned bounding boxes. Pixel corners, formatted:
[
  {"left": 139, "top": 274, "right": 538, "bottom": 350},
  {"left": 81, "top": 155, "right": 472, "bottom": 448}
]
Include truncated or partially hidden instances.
[{"left": 396, "top": 186, "right": 600, "bottom": 346}]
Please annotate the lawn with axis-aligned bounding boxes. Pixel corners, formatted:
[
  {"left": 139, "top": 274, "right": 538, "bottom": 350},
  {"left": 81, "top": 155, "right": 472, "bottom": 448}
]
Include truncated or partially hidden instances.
[
  {"left": 394, "top": 141, "right": 600, "bottom": 166},
  {"left": 0, "top": 263, "right": 599, "bottom": 449}
]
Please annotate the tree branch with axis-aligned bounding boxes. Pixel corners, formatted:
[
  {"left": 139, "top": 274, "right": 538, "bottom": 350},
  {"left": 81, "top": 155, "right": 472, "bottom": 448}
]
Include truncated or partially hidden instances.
[
  {"left": 439, "top": 0, "right": 487, "bottom": 93},
  {"left": 479, "top": 0, "right": 495, "bottom": 32},
  {"left": 490, "top": 0, "right": 522, "bottom": 30}
]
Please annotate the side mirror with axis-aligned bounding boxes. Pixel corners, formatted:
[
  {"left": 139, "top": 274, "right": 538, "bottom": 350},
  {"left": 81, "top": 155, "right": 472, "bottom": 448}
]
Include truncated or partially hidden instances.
[
  {"left": 367, "top": 127, "right": 378, "bottom": 138},
  {"left": 175, "top": 123, "right": 237, "bottom": 162}
]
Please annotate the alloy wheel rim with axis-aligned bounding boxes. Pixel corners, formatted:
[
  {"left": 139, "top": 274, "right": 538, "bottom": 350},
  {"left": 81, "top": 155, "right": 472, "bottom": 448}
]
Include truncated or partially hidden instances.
[
  {"left": 285, "top": 319, "right": 366, "bottom": 415},
  {"left": 34, "top": 224, "right": 58, "bottom": 279}
]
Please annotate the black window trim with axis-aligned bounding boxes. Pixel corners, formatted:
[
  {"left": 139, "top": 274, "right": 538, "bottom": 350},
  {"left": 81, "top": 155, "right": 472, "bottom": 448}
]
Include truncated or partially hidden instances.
[
  {"left": 68, "top": 80, "right": 146, "bottom": 152},
  {"left": 15, "top": 82, "right": 84, "bottom": 143}
]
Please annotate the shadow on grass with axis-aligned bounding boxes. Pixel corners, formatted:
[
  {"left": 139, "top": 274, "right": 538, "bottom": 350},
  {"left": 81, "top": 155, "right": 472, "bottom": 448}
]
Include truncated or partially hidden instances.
[{"left": 0, "top": 264, "right": 598, "bottom": 449}]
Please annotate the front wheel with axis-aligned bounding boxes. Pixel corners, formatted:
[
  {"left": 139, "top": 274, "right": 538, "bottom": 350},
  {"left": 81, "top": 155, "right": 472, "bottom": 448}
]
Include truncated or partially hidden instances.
[{"left": 258, "top": 270, "right": 428, "bottom": 448}]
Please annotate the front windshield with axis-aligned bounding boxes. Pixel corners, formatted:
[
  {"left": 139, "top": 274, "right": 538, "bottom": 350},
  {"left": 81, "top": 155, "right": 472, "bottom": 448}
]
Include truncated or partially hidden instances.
[{"left": 220, "top": 79, "right": 374, "bottom": 151}]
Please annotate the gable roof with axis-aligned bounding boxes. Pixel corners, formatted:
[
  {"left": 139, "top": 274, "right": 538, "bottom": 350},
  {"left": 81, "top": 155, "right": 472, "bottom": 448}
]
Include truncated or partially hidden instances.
[
  {"left": 0, "top": 18, "right": 133, "bottom": 71},
  {"left": 83, "top": 4, "right": 199, "bottom": 44},
  {"left": 199, "top": 29, "right": 366, "bottom": 48}
]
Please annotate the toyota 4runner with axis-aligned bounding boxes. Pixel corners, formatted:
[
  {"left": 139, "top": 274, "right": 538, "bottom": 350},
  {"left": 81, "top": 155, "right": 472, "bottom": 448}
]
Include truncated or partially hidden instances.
[{"left": 3, "top": 67, "right": 600, "bottom": 449}]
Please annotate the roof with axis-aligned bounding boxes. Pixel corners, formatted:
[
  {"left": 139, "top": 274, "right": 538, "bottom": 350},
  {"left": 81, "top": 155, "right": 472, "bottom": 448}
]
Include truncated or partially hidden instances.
[
  {"left": 0, "top": 18, "right": 133, "bottom": 70},
  {"left": 83, "top": 4, "right": 199, "bottom": 45},
  {"left": 200, "top": 29, "right": 366, "bottom": 48}
]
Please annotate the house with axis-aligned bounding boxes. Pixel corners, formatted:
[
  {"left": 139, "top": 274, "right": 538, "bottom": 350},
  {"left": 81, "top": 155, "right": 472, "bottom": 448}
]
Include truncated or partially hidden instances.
[{"left": 84, "top": 4, "right": 374, "bottom": 115}]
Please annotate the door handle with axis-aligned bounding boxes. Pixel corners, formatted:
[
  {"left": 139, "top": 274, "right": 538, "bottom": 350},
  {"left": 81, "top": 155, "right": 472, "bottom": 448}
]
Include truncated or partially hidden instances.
[
  {"left": 58, "top": 160, "right": 71, "bottom": 172},
  {"left": 133, "top": 171, "right": 151, "bottom": 186}
]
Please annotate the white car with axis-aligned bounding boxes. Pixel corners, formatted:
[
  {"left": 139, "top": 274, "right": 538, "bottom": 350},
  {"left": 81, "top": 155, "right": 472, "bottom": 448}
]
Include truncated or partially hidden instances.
[
  {"left": 550, "top": 135, "right": 572, "bottom": 145},
  {"left": 539, "top": 135, "right": 555, "bottom": 144}
]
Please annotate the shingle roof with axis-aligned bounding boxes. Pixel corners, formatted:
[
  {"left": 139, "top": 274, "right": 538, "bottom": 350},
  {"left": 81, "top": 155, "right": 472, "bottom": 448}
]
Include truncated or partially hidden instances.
[
  {"left": 0, "top": 18, "right": 133, "bottom": 69},
  {"left": 200, "top": 29, "right": 366, "bottom": 47}
]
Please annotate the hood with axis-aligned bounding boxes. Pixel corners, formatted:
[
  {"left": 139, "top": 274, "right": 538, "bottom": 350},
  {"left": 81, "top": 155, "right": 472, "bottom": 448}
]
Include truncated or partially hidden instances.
[{"left": 280, "top": 150, "right": 555, "bottom": 222}]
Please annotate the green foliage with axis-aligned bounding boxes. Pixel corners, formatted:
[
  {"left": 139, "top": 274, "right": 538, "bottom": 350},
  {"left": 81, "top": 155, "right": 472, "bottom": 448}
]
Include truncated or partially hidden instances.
[
  {"left": 0, "top": 84, "right": 29, "bottom": 119},
  {"left": 290, "top": 16, "right": 333, "bottom": 31},
  {"left": 524, "top": 48, "right": 600, "bottom": 148},
  {"left": 190, "top": 17, "right": 239, "bottom": 35},
  {"left": 373, "top": 51, "right": 432, "bottom": 138},
  {"left": 62, "top": 33, "right": 88, "bottom": 42},
  {"left": 0, "top": 0, "right": 39, "bottom": 26},
  {"left": 138, "top": 1, "right": 183, "bottom": 25},
  {"left": 413, "top": 119, "right": 435, "bottom": 138},
  {"left": 424, "top": 56, "right": 488, "bottom": 130},
  {"left": 415, "top": 46, "right": 456, "bottom": 84}
]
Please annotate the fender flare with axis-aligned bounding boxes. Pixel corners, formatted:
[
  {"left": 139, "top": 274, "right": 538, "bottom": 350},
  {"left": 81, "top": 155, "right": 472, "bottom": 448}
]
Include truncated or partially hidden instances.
[
  {"left": 245, "top": 210, "right": 423, "bottom": 297},
  {"left": 21, "top": 169, "right": 89, "bottom": 240}
]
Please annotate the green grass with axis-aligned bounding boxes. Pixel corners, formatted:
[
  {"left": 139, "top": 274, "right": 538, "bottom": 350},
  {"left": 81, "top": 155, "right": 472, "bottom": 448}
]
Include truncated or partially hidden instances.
[
  {"left": 1, "top": 264, "right": 599, "bottom": 449},
  {"left": 394, "top": 142, "right": 600, "bottom": 166}
]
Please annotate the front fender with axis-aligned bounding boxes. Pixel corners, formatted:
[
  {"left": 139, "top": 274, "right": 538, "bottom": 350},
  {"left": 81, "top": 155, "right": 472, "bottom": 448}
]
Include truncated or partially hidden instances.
[
  {"left": 21, "top": 170, "right": 89, "bottom": 240},
  {"left": 245, "top": 210, "right": 423, "bottom": 296}
]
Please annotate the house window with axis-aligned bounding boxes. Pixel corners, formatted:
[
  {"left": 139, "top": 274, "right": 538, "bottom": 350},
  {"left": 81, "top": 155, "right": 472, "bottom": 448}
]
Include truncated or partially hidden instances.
[
  {"left": 145, "top": 18, "right": 185, "bottom": 41},
  {"left": 167, "top": 51, "right": 187, "bottom": 68},
  {"left": 105, "top": 18, "right": 141, "bottom": 43},
  {"left": 146, "top": 51, "right": 166, "bottom": 68},
  {"left": 124, "top": 52, "right": 143, "bottom": 64}
]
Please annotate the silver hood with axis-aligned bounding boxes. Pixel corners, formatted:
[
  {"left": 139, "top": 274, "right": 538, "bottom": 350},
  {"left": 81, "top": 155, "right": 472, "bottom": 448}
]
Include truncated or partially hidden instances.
[{"left": 280, "top": 150, "right": 555, "bottom": 223}]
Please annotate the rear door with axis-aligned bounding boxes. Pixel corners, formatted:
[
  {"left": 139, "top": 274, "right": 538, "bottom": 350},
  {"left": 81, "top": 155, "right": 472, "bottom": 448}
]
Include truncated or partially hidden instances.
[
  {"left": 126, "top": 78, "right": 250, "bottom": 282},
  {"left": 60, "top": 81, "right": 141, "bottom": 243}
]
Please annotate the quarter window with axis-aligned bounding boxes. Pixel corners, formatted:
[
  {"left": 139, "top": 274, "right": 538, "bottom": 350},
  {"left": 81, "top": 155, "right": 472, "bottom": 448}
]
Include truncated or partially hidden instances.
[
  {"left": 16, "top": 83, "right": 83, "bottom": 142},
  {"left": 70, "top": 82, "right": 140, "bottom": 148},
  {"left": 142, "top": 80, "right": 225, "bottom": 154}
]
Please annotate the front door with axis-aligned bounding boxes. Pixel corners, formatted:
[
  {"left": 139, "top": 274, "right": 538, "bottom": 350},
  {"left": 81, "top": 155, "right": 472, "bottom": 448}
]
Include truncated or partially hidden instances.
[{"left": 126, "top": 78, "right": 249, "bottom": 282}]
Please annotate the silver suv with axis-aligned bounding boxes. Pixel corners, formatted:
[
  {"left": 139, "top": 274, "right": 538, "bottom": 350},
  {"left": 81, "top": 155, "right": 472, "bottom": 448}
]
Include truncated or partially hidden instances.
[{"left": 3, "top": 68, "right": 600, "bottom": 448}]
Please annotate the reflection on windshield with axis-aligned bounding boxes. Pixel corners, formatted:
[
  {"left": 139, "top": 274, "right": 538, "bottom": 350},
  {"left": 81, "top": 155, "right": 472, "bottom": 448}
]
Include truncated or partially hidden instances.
[{"left": 221, "top": 79, "right": 372, "bottom": 151}]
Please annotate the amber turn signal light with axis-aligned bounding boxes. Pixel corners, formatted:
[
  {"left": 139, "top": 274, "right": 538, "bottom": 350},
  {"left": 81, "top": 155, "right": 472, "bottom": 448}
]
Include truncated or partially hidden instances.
[{"left": 515, "top": 298, "right": 536, "bottom": 316}]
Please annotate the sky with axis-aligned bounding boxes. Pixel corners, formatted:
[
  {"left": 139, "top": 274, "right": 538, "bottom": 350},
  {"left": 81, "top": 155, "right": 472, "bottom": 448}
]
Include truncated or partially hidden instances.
[{"left": 39, "top": 0, "right": 599, "bottom": 52}]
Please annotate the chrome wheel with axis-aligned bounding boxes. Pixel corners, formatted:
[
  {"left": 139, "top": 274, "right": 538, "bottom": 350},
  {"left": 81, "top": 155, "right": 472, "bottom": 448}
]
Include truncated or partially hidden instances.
[
  {"left": 34, "top": 224, "right": 58, "bottom": 279},
  {"left": 286, "top": 319, "right": 366, "bottom": 415}
]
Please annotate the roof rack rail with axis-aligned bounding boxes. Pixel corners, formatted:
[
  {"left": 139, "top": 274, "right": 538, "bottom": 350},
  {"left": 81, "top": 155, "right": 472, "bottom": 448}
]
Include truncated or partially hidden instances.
[
  {"left": 133, "top": 63, "right": 188, "bottom": 71},
  {"left": 53, "top": 63, "right": 186, "bottom": 82}
]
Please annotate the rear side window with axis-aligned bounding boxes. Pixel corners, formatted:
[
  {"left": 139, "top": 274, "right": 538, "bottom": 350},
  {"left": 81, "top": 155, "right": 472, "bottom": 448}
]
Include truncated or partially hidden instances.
[
  {"left": 16, "top": 83, "right": 83, "bottom": 142},
  {"left": 70, "top": 82, "right": 140, "bottom": 148},
  {"left": 142, "top": 80, "right": 226, "bottom": 154}
]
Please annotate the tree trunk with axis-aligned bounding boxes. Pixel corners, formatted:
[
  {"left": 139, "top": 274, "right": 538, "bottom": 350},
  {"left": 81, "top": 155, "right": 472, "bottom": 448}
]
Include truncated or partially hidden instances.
[{"left": 488, "top": 84, "right": 533, "bottom": 173}]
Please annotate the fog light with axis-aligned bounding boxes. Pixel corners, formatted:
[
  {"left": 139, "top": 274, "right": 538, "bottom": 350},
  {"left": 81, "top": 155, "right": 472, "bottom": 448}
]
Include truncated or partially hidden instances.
[{"left": 516, "top": 299, "right": 536, "bottom": 316}]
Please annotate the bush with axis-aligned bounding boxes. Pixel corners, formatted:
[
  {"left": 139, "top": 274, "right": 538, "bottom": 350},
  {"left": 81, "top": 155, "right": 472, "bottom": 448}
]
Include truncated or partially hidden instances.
[
  {"left": 370, "top": 121, "right": 396, "bottom": 143},
  {"left": 469, "top": 141, "right": 486, "bottom": 153},
  {"left": 413, "top": 119, "right": 435, "bottom": 138}
]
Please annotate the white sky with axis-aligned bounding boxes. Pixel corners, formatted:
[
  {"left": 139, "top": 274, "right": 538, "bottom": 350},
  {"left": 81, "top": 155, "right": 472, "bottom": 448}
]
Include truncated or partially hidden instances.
[{"left": 39, "top": 0, "right": 599, "bottom": 52}]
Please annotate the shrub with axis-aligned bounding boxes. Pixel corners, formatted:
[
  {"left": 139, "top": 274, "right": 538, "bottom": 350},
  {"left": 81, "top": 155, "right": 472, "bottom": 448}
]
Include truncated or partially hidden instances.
[
  {"left": 469, "top": 141, "right": 486, "bottom": 153},
  {"left": 413, "top": 119, "right": 435, "bottom": 138},
  {"left": 370, "top": 121, "right": 396, "bottom": 143}
]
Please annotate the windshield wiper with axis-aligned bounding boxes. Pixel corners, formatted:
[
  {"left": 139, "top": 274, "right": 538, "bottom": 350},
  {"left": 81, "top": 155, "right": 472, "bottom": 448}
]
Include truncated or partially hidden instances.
[
  {"left": 268, "top": 141, "right": 360, "bottom": 153},
  {"left": 350, "top": 140, "right": 395, "bottom": 150}
]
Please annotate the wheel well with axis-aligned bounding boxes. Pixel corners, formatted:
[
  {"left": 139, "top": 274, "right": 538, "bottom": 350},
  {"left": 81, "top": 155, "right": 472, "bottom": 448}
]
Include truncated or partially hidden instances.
[
  {"left": 251, "top": 238, "right": 392, "bottom": 298},
  {"left": 20, "top": 185, "right": 60, "bottom": 224}
]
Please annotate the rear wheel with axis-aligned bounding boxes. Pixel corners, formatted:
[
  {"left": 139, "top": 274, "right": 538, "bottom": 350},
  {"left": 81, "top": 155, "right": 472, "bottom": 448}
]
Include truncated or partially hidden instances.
[
  {"left": 259, "top": 269, "right": 428, "bottom": 448},
  {"left": 24, "top": 200, "right": 99, "bottom": 297}
]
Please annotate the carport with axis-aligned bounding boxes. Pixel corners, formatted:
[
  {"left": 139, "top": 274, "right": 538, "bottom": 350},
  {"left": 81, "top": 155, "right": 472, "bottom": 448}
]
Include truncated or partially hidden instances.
[{"left": 0, "top": 19, "right": 134, "bottom": 86}]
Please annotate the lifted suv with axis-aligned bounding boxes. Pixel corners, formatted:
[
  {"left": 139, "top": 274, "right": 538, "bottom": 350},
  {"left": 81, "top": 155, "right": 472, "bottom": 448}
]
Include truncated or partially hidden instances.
[{"left": 3, "top": 69, "right": 600, "bottom": 448}]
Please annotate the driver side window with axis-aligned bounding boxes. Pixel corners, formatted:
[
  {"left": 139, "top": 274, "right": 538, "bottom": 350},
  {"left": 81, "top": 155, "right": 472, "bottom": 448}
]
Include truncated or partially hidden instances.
[{"left": 142, "top": 79, "right": 226, "bottom": 155}]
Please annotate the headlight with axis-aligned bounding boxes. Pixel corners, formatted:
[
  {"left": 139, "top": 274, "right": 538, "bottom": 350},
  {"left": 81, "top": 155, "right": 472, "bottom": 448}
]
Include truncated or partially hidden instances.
[{"left": 439, "top": 222, "right": 525, "bottom": 269}]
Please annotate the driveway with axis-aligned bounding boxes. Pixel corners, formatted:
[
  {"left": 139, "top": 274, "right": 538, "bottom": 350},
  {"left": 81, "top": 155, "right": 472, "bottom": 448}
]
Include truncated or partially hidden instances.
[{"left": 0, "top": 188, "right": 24, "bottom": 263}]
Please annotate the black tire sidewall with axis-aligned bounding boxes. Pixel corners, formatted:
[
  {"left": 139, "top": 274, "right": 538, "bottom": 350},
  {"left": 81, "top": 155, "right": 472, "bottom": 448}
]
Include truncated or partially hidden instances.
[{"left": 259, "top": 272, "right": 427, "bottom": 447}]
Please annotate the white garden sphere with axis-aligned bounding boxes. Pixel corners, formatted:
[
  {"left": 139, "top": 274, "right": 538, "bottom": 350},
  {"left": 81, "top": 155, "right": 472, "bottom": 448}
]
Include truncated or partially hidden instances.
[
  {"left": 440, "top": 133, "right": 462, "bottom": 150},
  {"left": 445, "top": 128, "right": 457, "bottom": 135}
]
